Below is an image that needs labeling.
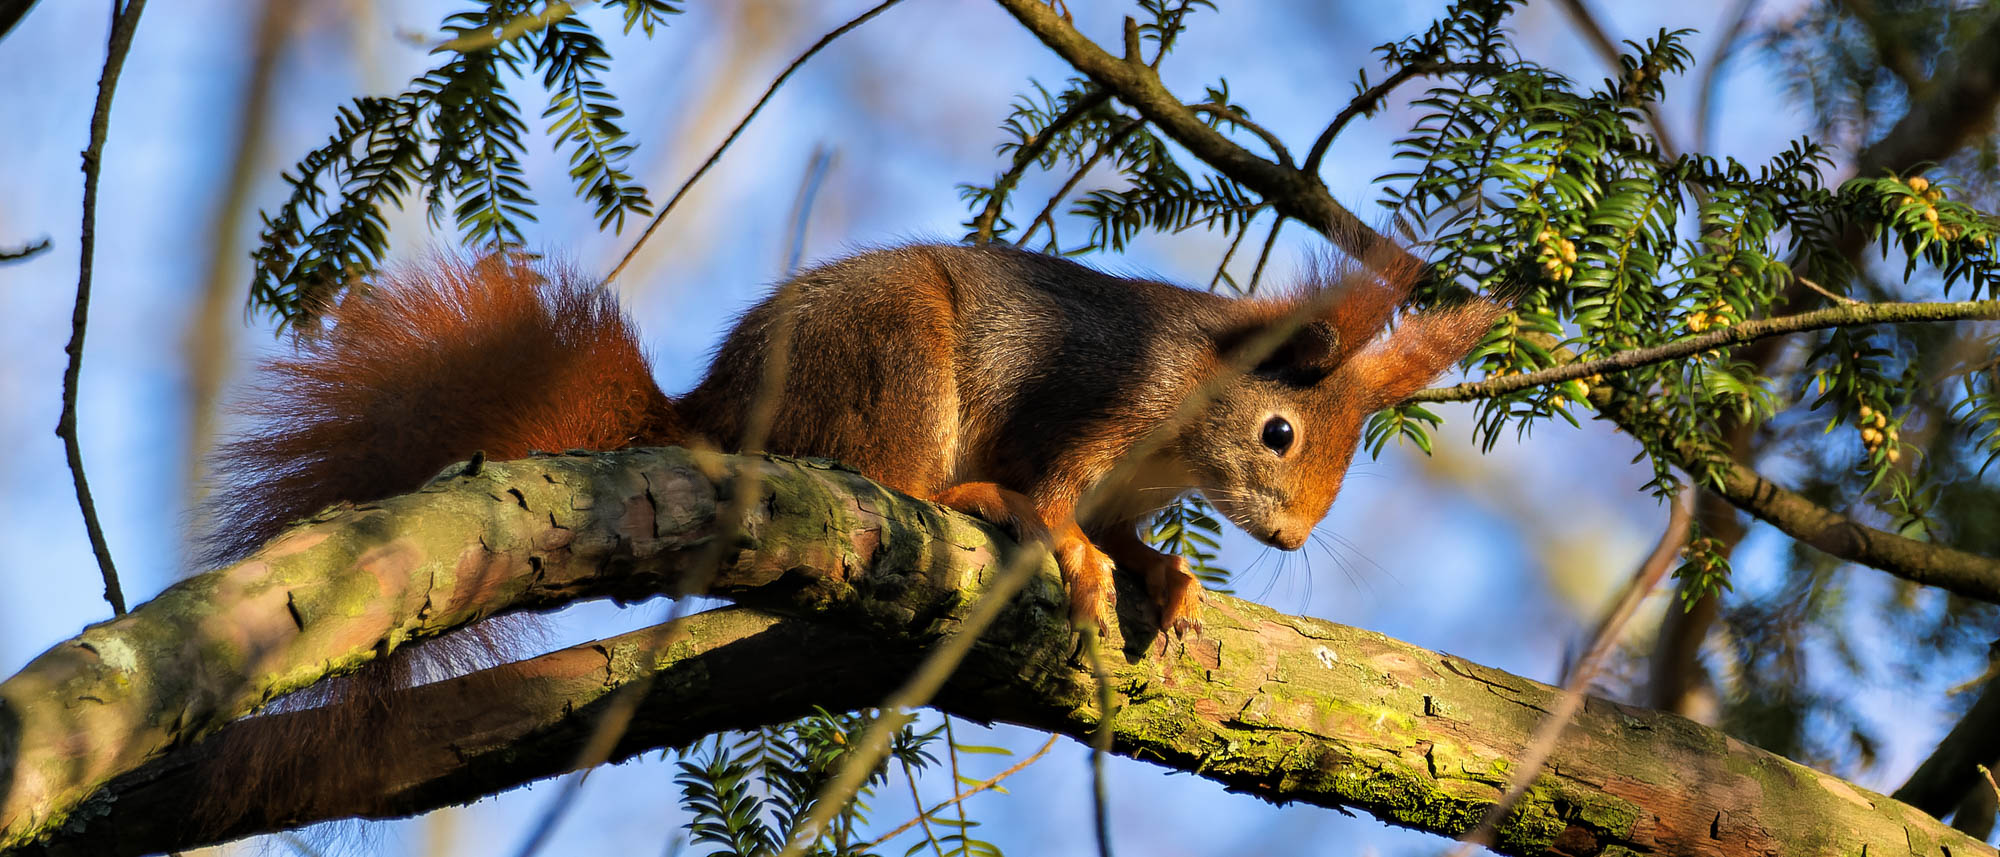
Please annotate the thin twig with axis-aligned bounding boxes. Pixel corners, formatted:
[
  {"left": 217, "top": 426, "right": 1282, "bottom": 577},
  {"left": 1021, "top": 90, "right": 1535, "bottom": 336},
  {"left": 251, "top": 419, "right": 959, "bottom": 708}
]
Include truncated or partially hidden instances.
[
  {"left": 1410, "top": 299, "right": 2000, "bottom": 404},
  {"left": 64, "top": 0, "right": 150, "bottom": 617},
  {"left": 1207, "top": 217, "right": 1254, "bottom": 292},
  {"left": 973, "top": 87, "right": 1113, "bottom": 244},
  {"left": 1247, "top": 215, "right": 1283, "bottom": 295},
  {"left": 1794, "top": 274, "right": 1860, "bottom": 305},
  {"left": 1188, "top": 103, "right": 1290, "bottom": 166},
  {"left": 1, "top": 236, "right": 51, "bottom": 263},
  {"left": 775, "top": 543, "right": 1052, "bottom": 857},
  {"left": 607, "top": 0, "right": 906, "bottom": 282},
  {"left": 856, "top": 735, "right": 1060, "bottom": 851},
  {"left": 1302, "top": 62, "right": 1494, "bottom": 175},
  {"left": 995, "top": 0, "right": 1393, "bottom": 262},
  {"left": 1452, "top": 487, "right": 1693, "bottom": 855},
  {"left": 435, "top": 1, "right": 573, "bottom": 54},
  {"left": 1016, "top": 116, "right": 1146, "bottom": 250},
  {"left": 516, "top": 239, "right": 818, "bottom": 857},
  {"left": 899, "top": 756, "right": 948, "bottom": 857},
  {"left": 519, "top": 106, "right": 850, "bottom": 857},
  {"left": 945, "top": 716, "right": 971, "bottom": 843}
]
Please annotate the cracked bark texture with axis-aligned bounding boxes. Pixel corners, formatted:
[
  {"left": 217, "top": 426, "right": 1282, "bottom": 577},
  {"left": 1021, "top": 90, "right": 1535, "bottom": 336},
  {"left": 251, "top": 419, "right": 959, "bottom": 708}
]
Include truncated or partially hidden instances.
[{"left": 0, "top": 449, "right": 1986, "bottom": 857}]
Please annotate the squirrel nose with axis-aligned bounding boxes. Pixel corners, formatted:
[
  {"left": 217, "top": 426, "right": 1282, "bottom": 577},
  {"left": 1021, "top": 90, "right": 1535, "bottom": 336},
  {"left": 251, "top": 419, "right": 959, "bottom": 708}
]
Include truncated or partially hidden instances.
[{"left": 1266, "top": 527, "right": 1308, "bottom": 551}]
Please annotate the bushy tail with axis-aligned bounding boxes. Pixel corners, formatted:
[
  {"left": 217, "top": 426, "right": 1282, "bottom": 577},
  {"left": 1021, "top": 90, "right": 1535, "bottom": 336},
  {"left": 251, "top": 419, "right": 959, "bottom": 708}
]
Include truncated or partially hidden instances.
[
  {"left": 192, "top": 256, "right": 682, "bottom": 832},
  {"left": 200, "top": 254, "right": 683, "bottom": 564}
]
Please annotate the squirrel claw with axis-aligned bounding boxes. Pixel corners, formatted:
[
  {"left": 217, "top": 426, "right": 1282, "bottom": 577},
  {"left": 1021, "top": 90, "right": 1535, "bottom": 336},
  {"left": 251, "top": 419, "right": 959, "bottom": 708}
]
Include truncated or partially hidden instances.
[
  {"left": 1056, "top": 534, "right": 1117, "bottom": 638},
  {"left": 1141, "top": 554, "right": 1204, "bottom": 639}
]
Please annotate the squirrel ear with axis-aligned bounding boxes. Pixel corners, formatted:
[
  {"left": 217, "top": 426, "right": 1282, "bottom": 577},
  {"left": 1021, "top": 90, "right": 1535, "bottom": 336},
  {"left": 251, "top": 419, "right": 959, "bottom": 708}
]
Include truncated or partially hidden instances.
[
  {"left": 1350, "top": 300, "right": 1505, "bottom": 407},
  {"left": 1245, "top": 318, "right": 1341, "bottom": 386}
]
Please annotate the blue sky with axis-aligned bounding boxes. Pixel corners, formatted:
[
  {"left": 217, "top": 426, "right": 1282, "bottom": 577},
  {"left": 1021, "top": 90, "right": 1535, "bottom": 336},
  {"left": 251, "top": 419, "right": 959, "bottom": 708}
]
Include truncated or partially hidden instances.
[{"left": 0, "top": 1, "right": 1974, "bottom": 854}]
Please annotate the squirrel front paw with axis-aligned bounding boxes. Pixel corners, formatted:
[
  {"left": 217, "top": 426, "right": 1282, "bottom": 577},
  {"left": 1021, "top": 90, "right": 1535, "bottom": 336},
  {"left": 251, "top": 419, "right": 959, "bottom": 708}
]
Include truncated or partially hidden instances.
[
  {"left": 1147, "top": 554, "right": 1203, "bottom": 637},
  {"left": 1054, "top": 533, "right": 1116, "bottom": 635},
  {"left": 1121, "top": 548, "right": 1201, "bottom": 637}
]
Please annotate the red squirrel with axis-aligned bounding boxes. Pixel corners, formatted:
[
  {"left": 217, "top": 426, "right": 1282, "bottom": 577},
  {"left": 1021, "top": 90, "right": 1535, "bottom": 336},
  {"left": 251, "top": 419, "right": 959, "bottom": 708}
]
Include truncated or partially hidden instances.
[{"left": 205, "top": 242, "right": 1497, "bottom": 635}]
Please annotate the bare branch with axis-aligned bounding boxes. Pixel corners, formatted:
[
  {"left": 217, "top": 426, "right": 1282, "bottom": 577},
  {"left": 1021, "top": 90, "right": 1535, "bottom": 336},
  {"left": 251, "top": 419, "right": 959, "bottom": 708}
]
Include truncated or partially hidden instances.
[
  {"left": 857, "top": 736, "right": 1060, "bottom": 852},
  {"left": 62, "top": 0, "right": 150, "bottom": 617},
  {"left": 1015, "top": 116, "right": 1147, "bottom": 250},
  {"left": 1302, "top": 61, "right": 1494, "bottom": 176},
  {"left": 607, "top": 0, "right": 907, "bottom": 282},
  {"left": 1894, "top": 669, "right": 2000, "bottom": 819},
  {"left": 0, "top": 236, "right": 50, "bottom": 263}
]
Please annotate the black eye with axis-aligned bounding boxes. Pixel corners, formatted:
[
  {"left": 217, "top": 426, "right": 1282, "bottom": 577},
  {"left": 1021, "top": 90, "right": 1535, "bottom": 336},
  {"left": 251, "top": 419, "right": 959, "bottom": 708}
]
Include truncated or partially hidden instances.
[{"left": 1261, "top": 416, "right": 1294, "bottom": 455}]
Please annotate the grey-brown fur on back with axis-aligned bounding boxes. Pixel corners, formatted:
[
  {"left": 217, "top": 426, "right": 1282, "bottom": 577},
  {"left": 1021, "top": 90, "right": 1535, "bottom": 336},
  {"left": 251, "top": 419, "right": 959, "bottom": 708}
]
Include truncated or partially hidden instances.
[{"left": 679, "top": 243, "right": 1243, "bottom": 499}]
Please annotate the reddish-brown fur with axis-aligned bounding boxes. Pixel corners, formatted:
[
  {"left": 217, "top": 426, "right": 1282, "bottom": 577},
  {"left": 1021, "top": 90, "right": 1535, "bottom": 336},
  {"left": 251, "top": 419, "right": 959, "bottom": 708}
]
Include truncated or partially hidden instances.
[
  {"left": 199, "top": 243, "right": 1496, "bottom": 821},
  {"left": 200, "top": 254, "right": 681, "bottom": 565}
]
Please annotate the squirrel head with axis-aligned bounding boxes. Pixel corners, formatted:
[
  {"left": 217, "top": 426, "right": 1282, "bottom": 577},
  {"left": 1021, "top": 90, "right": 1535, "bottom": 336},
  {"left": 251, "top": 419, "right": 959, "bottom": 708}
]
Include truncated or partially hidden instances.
[{"left": 1184, "top": 263, "right": 1500, "bottom": 550}]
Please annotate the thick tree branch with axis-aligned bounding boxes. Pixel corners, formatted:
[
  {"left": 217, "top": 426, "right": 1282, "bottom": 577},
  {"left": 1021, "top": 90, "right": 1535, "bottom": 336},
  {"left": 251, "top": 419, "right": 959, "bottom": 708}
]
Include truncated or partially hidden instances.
[
  {"left": 993, "top": 0, "right": 1384, "bottom": 253},
  {"left": 1894, "top": 669, "right": 2000, "bottom": 819},
  {"left": 0, "top": 450, "right": 1986, "bottom": 857},
  {"left": 1702, "top": 445, "right": 2000, "bottom": 601},
  {"left": 14, "top": 610, "right": 923, "bottom": 857},
  {"left": 0, "top": 0, "right": 35, "bottom": 43},
  {"left": 1410, "top": 298, "right": 2000, "bottom": 404},
  {"left": 0, "top": 448, "right": 1015, "bottom": 851}
]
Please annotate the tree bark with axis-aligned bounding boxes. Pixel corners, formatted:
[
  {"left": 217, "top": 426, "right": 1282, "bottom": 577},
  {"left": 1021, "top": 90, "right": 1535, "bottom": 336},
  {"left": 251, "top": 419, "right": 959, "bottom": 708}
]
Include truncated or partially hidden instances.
[{"left": 0, "top": 449, "right": 1985, "bottom": 857}]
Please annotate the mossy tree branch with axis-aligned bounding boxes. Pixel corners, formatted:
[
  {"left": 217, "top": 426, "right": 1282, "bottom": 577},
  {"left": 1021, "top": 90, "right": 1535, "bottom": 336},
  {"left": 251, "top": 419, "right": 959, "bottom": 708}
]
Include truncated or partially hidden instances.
[{"left": 0, "top": 450, "right": 1986, "bottom": 857}]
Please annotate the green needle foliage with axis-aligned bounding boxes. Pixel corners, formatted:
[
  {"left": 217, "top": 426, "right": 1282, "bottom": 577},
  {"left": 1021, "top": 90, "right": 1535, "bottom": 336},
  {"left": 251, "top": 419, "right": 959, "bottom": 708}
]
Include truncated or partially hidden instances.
[
  {"left": 673, "top": 711, "right": 1001, "bottom": 857},
  {"left": 249, "top": 0, "right": 673, "bottom": 325}
]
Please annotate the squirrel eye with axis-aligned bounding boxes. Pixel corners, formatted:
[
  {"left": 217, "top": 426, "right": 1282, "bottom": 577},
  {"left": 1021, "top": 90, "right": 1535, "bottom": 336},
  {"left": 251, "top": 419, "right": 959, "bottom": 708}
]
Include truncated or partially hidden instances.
[{"left": 1260, "top": 416, "right": 1294, "bottom": 455}]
